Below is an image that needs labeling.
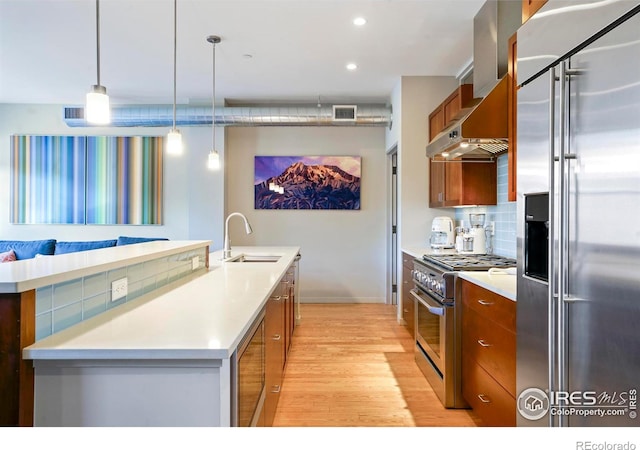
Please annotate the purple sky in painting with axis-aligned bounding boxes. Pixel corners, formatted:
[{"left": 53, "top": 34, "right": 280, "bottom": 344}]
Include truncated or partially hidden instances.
[{"left": 254, "top": 156, "right": 361, "bottom": 184}]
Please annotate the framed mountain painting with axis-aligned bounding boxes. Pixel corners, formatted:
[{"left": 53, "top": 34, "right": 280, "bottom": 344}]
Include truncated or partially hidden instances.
[{"left": 254, "top": 156, "right": 361, "bottom": 210}]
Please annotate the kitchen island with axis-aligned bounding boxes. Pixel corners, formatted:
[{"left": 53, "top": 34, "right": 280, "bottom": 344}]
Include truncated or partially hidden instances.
[{"left": 22, "top": 246, "right": 301, "bottom": 427}]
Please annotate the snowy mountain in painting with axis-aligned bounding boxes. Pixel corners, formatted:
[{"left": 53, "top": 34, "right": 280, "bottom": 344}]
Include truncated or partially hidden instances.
[{"left": 254, "top": 161, "right": 360, "bottom": 210}]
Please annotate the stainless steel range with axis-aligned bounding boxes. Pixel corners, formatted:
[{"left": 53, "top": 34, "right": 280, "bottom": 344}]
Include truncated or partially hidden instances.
[{"left": 411, "top": 253, "right": 516, "bottom": 408}]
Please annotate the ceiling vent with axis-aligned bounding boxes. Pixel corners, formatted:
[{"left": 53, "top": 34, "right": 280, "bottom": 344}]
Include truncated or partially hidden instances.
[{"left": 332, "top": 105, "right": 357, "bottom": 121}]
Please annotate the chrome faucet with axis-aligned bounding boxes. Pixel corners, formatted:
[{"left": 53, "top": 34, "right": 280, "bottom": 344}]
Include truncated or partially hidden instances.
[{"left": 223, "top": 212, "right": 253, "bottom": 259}]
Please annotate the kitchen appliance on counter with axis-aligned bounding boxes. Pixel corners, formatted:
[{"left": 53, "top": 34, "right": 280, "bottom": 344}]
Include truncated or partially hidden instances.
[
  {"left": 429, "top": 216, "right": 454, "bottom": 249},
  {"left": 410, "top": 253, "right": 516, "bottom": 408},
  {"left": 459, "top": 214, "right": 487, "bottom": 255},
  {"left": 517, "top": 2, "right": 640, "bottom": 427}
]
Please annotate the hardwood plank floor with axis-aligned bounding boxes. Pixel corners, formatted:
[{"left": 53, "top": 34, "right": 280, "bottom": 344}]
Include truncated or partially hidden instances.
[{"left": 273, "top": 303, "right": 482, "bottom": 427}]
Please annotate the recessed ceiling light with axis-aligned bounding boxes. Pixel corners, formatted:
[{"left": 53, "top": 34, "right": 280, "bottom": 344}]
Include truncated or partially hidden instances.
[
  {"left": 353, "top": 17, "right": 366, "bottom": 26},
  {"left": 346, "top": 63, "right": 358, "bottom": 71}
]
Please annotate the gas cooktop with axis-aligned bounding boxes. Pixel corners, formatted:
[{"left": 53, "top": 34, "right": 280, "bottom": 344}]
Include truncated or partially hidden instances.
[{"left": 421, "top": 254, "right": 517, "bottom": 271}]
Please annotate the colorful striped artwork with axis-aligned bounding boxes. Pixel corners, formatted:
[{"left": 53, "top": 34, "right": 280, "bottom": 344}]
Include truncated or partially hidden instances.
[
  {"left": 10, "top": 135, "right": 86, "bottom": 224},
  {"left": 86, "top": 136, "right": 163, "bottom": 225},
  {"left": 10, "top": 135, "right": 163, "bottom": 225}
]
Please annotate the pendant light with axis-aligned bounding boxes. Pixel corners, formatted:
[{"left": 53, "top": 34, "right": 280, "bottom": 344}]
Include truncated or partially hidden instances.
[
  {"left": 166, "top": 0, "right": 183, "bottom": 155},
  {"left": 207, "top": 35, "right": 221, "bottom": 170},
  {"left": 85, "top": 0, "right": 110, "bottom": 125}
]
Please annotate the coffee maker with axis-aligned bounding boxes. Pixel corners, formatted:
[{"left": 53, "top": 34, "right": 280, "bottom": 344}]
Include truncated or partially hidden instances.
[{"left": 429, "top": 217, "right": 454, "bottom": 249}]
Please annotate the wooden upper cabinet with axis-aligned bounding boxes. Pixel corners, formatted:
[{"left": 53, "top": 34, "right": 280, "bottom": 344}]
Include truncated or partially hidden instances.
[
  {"left": 428, "top": 105, "right": 444, "bottom": 142},
  {"left": 429, "top": 158, "right": 497, "bottom": 208},
  {"left": 522, "top": 0, "right": 548, "bottom": 23},
  {"left": 507, "top": 32, "right": 517, "bottom": 202},
  {"left": 443, "top": 84, "right": 474, "bottom": 127},
  {"left": 428, "top": 84, "right": 474, "bottom": 142}
]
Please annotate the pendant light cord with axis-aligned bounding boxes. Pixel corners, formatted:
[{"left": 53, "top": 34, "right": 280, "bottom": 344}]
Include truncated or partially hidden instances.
[
  {"left": 212, "top": 39, "right": 216, "bottom": 149},
  {"left": 96, "top": 0, "right": 101, "bottom": 86},
  {"left": 173, "top": 0, "right": 177, "bottom": 130}
]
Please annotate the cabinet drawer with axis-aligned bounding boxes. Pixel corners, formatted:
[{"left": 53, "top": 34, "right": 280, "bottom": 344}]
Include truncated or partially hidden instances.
[
  {"left": 462, "top": 355, "right": 516, "bottom": 427},
  {"left": 461, "top": 280, "right": 516, "bottom": 332},
  {"left": 463, "top": 306, "right": 516, "bottom": 397}
]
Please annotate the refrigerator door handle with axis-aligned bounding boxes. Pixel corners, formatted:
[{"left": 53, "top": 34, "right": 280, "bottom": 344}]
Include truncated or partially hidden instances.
[{"left": 548, "top": 65, "right": 559, "bottom": 427}]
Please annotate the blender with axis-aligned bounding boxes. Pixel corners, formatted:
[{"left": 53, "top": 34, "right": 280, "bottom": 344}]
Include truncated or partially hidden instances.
[{"left": 465, "top": 213, "right": 487, "bottom": 254}]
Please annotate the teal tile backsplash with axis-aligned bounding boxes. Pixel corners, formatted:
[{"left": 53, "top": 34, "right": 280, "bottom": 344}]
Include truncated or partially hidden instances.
[
  {"left": 35, "top": 246, "right": 208, "bottom": 341},
  {"left": 455, "top": 154, "right": 516, "bottom": 259}
]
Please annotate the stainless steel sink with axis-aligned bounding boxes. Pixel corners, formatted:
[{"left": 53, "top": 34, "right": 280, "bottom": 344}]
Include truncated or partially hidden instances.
[{"left": 226, "top": 254, "right": 281, "bottom": 263}]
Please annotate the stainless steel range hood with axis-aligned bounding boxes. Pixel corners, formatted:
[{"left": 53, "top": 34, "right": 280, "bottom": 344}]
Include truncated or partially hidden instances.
[
  {"left": 426, "top": 0, "right": 519, "bottom": 160},
  {"left": 425, "top": 75, "right": 508, "bottom": 160}
]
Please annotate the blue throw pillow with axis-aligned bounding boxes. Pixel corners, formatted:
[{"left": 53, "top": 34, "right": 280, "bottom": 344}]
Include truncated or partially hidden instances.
[
  {"left": 116, "top": 236, "right": 169, "bottom": 246},
  {"left": 54, "top": 239, "right": 117, "bottom": 255},
  {"left": 0, "top": 239, "right": 56, "bottom": 260}
]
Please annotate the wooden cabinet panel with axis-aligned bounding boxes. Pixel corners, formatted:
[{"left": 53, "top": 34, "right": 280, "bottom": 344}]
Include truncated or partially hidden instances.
[
  {"left": 428, "top": 105, "right": 444, "bottom": 142},
  {"left": 463, "top": 306, "right": 516, "bottom": 397},
  {"left": 508, "top": 32, "right": 518, "bottom": 202},
  {"left": 401, "top": 253, "right": 415, "bottom": 338},
  {"left": 462, "top": 280, "right": 516, "bottom": 332},
  {"left": 429, "top": 158, "right": 497, "bottom": 208},
  {"left": 461, "top": 279, "right": 516, "bottom": 427},
  {"left": 264, "top": 280, "right": 285, "bottom": 427},
  {"left": 443, "top": 84, "right": 474, "bottom": 126},
  {"left": 522, "top": 0, "right": 548, "bottom": 24},
  {"left": 463, "top": 355, "right": 516, "bottom": 427},
  {"left": 429, "top": 84, "right": 474, "bottom": 142}
]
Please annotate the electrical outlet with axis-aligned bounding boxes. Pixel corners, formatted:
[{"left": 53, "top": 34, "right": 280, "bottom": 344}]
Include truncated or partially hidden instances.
[
  {"left": 490, "top": 221, "right": 496, "bottom": 236},
  {"left": 111, "top": 277, "right": 128, "bottom": 301},
  {"left": 191, "top": 256, "right": 200, "bottom": 270}
]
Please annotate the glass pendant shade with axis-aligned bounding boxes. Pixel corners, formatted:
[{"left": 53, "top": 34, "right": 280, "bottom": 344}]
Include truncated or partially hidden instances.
[
  {"left": 166, "top": 129, "right": 183, "bottom": 155},
  {"left": 207, "top": 151, "right": 220, "bottom": 170},
  {"left": 85, "top": 85, "right": 110, "bottom": 125}
]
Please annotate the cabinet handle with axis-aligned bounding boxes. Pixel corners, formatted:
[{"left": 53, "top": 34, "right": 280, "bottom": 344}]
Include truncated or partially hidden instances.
[
  {"left": 271, "top": 385, "right": 281, "bottom": 394},
  {"left": 477, "top": 394, "right": 491, "bottom": 404},
  {"left": 282, "top": 295, "right": 289, "bottom": 300},
  {"left": 477, "top": 339, "right": 492, "bottom": 347},
  {"left": 403, "top": 309, "right": 409, "bottom": 313},
  {"left": 272, "top": 334, "right": 281, "bottom": 341},
  {"left": 273, "top": 296, "right": 282, "bottom": 302},
  {"left": 477, "top": 299, "right": 494, "bottom": 306}
]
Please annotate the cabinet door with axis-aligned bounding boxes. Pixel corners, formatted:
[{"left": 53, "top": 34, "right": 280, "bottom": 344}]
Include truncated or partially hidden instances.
[
  {"left": 264, "top": 287, "right": 284, "bottom": 427},
  {"left": 401, "top": 258, "right": 415, "bottom": 338},
  {"left": 429, "top": 157, "right": 445, "bottom": 207},
  {"left": 444, "top": 161, "right": 462, "bottom": 206},
  {"left": 428, "top": 105, "right": 444, "bottom": 142},
  {"left": 443, "top": 84, "right": 474, "bottom": 127}
]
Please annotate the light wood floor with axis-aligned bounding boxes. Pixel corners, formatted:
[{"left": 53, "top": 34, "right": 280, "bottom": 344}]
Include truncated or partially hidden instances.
[{"left": 273, "top": 303, "right": 482, "bottom": 427}]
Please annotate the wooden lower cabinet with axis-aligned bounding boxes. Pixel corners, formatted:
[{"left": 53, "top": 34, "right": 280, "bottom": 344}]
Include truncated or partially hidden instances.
[
  {"left": 264, "top": 261, "right": 298, "bottom": 426},
  {"left": 401, "top": 252, "right": 415, "bottom": 338},
  {"left": 461, "top": 279, "right": 516, "bottom": 426},
  {"left": 0, "top": 291, "right": 35, "bottom": 426}
]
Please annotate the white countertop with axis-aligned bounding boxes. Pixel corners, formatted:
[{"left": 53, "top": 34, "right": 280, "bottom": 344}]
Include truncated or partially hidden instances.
[
  {"left": 0, "top": 240, "right": 211, "bottom": 293},
  {"left": 458, "top": 270, "right": 517, "bottom": 301},
  {"left": 23, "top": 246, "right": 300, "bottom": 361}
]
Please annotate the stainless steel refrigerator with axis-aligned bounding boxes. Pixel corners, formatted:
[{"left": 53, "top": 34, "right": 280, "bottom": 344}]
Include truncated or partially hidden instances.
[{"left": 516, "top": 1, "right": 640, "bottom": 427}]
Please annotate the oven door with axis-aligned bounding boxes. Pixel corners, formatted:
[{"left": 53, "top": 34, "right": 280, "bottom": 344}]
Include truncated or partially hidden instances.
[{"left": 411, "top": 288, "right": 448, "bottom": 375}]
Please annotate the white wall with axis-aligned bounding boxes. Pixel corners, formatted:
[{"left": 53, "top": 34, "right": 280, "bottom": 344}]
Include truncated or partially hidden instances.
[
  {"left": 385, "top": 76, "right": 459, "bottom": 320},
  {"left": 225, "top": 126, "right": 387, "bottom": 303},
  {"left": 0, "top": 104, "right": 225, "bottom": 246},
  {"left": 397, "top": 76, "right": 458, "bottom": 249}
]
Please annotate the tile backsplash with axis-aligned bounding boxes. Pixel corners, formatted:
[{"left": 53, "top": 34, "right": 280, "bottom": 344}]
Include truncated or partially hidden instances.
[
  {"left": 455, "top": 154, "right": 516, "bottom": 258},
  {"left": 34, "top": 247, "right": 208, "bottom": 341}
]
